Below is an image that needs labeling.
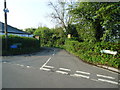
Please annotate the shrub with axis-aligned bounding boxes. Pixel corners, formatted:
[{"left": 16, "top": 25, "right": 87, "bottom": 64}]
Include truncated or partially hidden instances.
[
  {"left": 64, "top": 39, "right": 120, "bottom": 68},
  {"left": 1, "top": 35, "right": 40, "bottom": 55}
]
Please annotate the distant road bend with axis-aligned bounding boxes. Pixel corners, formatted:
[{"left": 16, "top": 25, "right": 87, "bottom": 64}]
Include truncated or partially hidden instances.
[{"left": 2, "top": 47, "right": 120, "bottom": 88}]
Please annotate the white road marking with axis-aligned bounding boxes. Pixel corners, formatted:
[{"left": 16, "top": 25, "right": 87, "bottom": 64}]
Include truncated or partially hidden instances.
[
  {"left": 108, "top": 67, "right": 120, "bottom": 73},
  {"left": 59, "top": 68, "right": 71, "bottom": 72},
  {"left": 20, "top": 65, "right": 24, "bottom": 67},
  {"left": 26, "top": 66, "right": 30, "bottom": 68},
  {"left": 93, "top": 65, "right": 118, "bottom": 74},
  {"left": 71, "top": 74, "right": 90, "bottom": 79},
  {"left": 40, "top": 67, "right": 51, "bottom": 71},
  {"left": 97, "top": 74, "right": 115, "bottom": 79},
  {"left": 76, "top": 70, "right": 90, "bottom": 75},
  {"left": 98, "top": 78, "right": 118, "bottom": 85},
  {"left": 44, "top": 65, "right": 54, "bottom": 69},
  {"left": 56, "top": 70, "right": 68, "bottom": 75},
  {"left": 40, "top": 57, "right": 51, "bottom": 69},
  {"left": 53, "top": 54, "right": 55, "bottom": 56}
]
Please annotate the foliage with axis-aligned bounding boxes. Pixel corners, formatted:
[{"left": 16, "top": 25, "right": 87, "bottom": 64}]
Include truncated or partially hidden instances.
[
  {"left": 34, "top": 27, "right": 66, "bottom": 48},
  {"left": 95, "top": 3, "right": 120, "bottom": 42},
  {"left": 51, "top": 27, "right": 66, "bottom": 48},
  {"left": 31, "top": 2, "right": 120, "bottom": 69},
  {"left": 34, "top": 27, "right": 50, "bottom": 36},
  {"left": 48, "top": 0, "right": 76, "bottom": 32},
  {"left": 24, "top": 28, "right": 36, "bottom": 34},
  {"left": 1, "top": 35, "right": 40, "bottom": 55},
  {"left": 64, "top": 39, "right": 120, "bottom": 68},
  {"left": 69, "top": 2, "right": 120, "bottom": 43},
  {"left": 34, "top": 27, "right": 52, "bottom": 46}
]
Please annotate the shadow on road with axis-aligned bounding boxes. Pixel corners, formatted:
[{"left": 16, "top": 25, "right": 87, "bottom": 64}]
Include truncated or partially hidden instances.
[{"left": 2, "top": 47, "right": 62, "bottom": 58}]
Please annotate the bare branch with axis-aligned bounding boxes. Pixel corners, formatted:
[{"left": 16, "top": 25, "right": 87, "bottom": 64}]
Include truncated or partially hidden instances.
[{"left": 48, "top": 0, "right": 76, "bottom": 30}]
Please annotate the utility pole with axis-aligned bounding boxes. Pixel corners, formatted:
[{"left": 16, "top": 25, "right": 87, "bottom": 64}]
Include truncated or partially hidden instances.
[{"left": 4, "top": 0, "right": 9, "bottom": 50}]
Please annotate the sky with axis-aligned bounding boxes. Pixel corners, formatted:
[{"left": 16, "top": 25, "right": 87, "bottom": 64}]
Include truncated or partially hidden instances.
[
  {"left": 0, "top": 0, "right": 118, "bottom": 30},
  {"left": 0, "top": 0, "right": 56, "bottom": 29}
]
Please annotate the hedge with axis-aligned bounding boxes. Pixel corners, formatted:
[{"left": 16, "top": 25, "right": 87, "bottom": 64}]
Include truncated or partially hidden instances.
[
  {"left": 40, "top": 37, "right": 65, "bottom": 49},
  {"left": 1, "top": 35, "right": 40, "bottom": 55},
  {"left": 64, "top": 39, "right": 120, "bottom": 68}
]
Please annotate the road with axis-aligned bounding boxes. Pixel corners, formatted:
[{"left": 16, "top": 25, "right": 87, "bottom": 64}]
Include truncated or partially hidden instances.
[{"left": 1, "top": 47, "right": 120, "bottom": 88}]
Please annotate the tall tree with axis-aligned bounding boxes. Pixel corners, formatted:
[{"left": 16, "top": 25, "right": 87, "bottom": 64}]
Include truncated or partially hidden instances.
[
  {"left": 95, "top": 2, "right": 120, "bottom": 42},
  {"left": 69, "top": 2, "right": 119, "bottom": 42},
  {"left": 34, "top": 27, "right": 53, "bottom": 46},
  {"left": 69, "top": 2, "right": 102, "bottom": 42},
  {"left": 48, "top": 0, "right": 76, "bottom": 32},
  {"left": 24, "top": 28, "right": 36, "bottom": 34}
]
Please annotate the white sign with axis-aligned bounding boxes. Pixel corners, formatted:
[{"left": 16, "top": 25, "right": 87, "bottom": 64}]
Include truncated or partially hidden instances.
[{"left": 100, "top": 49, "right": 117, "bottom": 55}]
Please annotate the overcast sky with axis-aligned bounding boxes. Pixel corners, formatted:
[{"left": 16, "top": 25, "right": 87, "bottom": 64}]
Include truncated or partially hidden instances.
[{"left": 0, "top": 0, "right": 57, "bottom": 29}]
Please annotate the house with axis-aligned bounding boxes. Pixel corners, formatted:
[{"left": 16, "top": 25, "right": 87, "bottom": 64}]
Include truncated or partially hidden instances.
[{"left": 0, "top": 21, "right": 33, "bottom": 37}]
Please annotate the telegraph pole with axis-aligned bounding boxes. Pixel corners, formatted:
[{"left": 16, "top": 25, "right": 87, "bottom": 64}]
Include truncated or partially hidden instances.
[{"left": 4, "top": 0, "right": 9, "bottom": 50}]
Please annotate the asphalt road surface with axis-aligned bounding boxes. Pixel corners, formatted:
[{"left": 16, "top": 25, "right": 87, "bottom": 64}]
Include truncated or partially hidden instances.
[{"left": 1, "top": 47, "right": 120, "bottom": 88}]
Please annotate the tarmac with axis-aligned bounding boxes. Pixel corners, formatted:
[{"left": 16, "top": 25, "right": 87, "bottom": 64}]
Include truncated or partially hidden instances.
[{"left": 97, "top": 65, "right": 120, "bottom": 74}]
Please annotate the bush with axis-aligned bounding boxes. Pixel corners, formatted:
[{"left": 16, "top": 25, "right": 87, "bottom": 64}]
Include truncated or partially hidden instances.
[
  {"left": 64, "top": 39, "right": 120, "bottom": 68},
  {"left": 40, "top": 36, "right": 65, "bottom": 49},
  {"left": 1, "top": 35, "right": 40, "bottom": 55}
]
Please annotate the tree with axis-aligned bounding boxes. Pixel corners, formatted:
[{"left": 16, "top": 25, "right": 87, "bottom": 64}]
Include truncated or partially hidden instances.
[
  {"left": 69, "top": 2, "right": 102, "bottom": 42},
  {"left": 69, "top": 2, "right": 119, "bottom": 42},
  {"left": 95, "top": 2, "right": 120, "bottom": 42},
  {"left": 48, "top": 0, "right": 76, "bottom": 32},
  {"left": 34, "top": 27, "right": 53, "bottom": 46},
  {"left": 24, "top": 28, "right": 36, "bottom": 34}
]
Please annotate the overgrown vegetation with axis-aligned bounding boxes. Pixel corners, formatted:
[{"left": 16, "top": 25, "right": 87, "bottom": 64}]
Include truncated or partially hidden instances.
[
  {"left": 1, "top": 35, "right": 40, "bottom": 56},
  {"left": 64, "top": 39, "right": 120, "bottom": 68},
  {"left": 22, "top": 1, "right": 120, "bottom": 68},
  {"left": 69, "top": 2, "right": 120, "bottom": 43},
  {"left": 34, "top": 27, "right": 66, "bottom": 48}
]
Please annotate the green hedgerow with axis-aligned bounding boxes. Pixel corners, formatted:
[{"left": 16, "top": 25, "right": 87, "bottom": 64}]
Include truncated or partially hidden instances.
[{"left": 1, "top": 35, "right": 40, "bottom": 55}]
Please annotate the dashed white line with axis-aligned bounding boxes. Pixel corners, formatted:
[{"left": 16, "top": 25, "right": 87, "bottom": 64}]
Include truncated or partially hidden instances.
[
  {"left": 40, "top": 67, "right": 51, "bottom": 71},
  {"left": 56, "top": 70, "right": 68, "bottom": 75},
  {"left": 98, "top": 78, "right": 118, "bottom": 85},
  {"left": 59, "top": 68, "right": 71, "bottom": 72},
  {"left": 97, "top": 74, "right": 115, "bottom": 79},
  {"left": 76, "top": 70, "right": 90, "bottom": 75},
  {"left": 40, "top": 57, "right": 51, "bottom": 70},
  {"left": 20, "top": 65, "right": 24, "bottom": 67},
  {"left": 44, "top": 65, "right": 54, "bottom": 69},
  {"left": 16, "top": 64, "right": 20, "bottom": 65},
  {"left": 26, "top": 66, "right": 30, "bottom": 68},
  {"left": 71, "top": 74, "right": 90, "bottom": 79}
]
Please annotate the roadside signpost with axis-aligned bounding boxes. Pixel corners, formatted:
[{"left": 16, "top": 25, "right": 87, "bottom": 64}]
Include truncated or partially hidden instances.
[{"left": 3, "top": 0, "right": 9, "bottom": 50}]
